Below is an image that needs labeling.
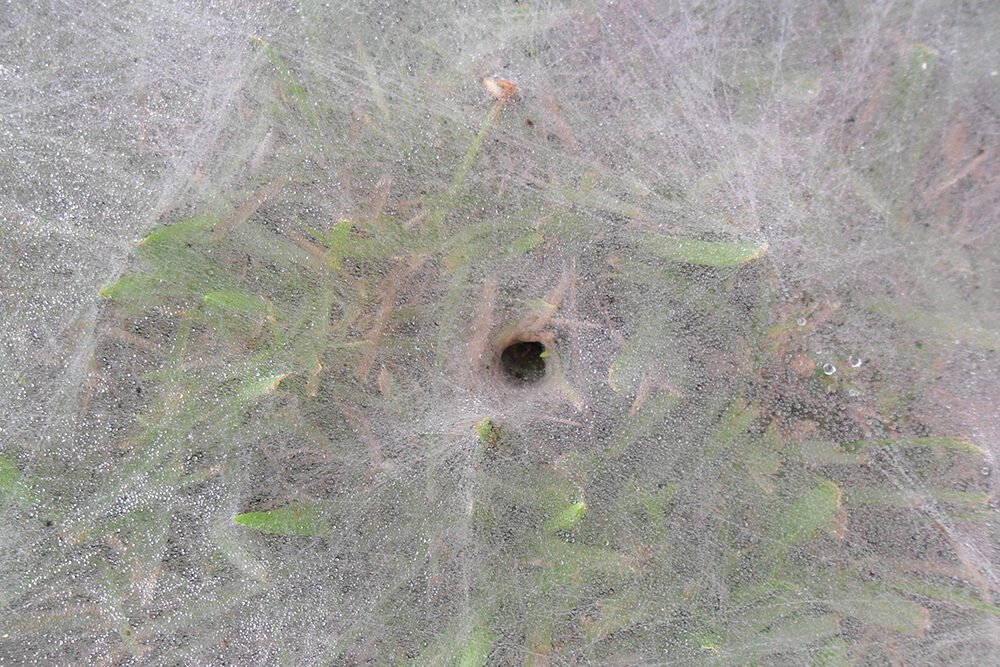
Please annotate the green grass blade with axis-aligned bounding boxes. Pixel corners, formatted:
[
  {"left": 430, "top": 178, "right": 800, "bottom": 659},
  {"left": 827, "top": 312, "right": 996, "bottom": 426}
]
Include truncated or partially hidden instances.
[
  {"left": 203, "top": 290, "right": 272, "bottom": 315},
  {"left": 842, "top": 486, "right": 989, "bottom": 509},
  {"left": 889, "top": 576, "right": 1000, "bottom": 618},
  {"left": 136, "top": 215, "right": 219, "bottom": 249},
  {"left": 233, "top": 504, "right": 327, "bottom": 536},
  {"left": 813, "top": 639, "right": 851, "bottom": 667},
  {"left": 824, "top": 582, "right": 930, "bottom": 636},
  {"left": 236, "top": 373, "right": 289, "bottom": 404},
  {"left": 766, "top": 479, "right": 840, "bottom": 560},
  {"left": 866, "top": 298, "right": 1000, "bottom": 351},
  {"left": 643, "top": 236, "right": 768, "bottom": 267},
  {"left": 458, "top": 627, "right": 495, "bottom": 667},
  {"left": 0, "top": 455, "right": 35, "bottom": 508},
  {"left": 543, "top": 501, "right": 586, "bottom": 535}
]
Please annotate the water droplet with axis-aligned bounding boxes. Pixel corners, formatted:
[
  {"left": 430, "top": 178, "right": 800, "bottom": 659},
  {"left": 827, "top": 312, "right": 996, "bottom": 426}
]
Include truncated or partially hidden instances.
[
  {"left": 822, "top": 363, "right": 836, "bottom": 375},
  {"left": 849, "top": 355, "right": 863, "bottom": 368},
  {"left": 796, "top": 317, "right": 807, "bottom": 327}
]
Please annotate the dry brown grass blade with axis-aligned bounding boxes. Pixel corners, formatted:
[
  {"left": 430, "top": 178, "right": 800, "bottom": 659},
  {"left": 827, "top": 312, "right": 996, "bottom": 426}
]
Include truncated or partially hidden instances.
[
  {"left": 465, "top": 276, "right": 498, "bottom": 377},
  {"left": 366, "top": 173, "right": 392, "bottom": 223},
  {"left": 629, "top": 374, "right": 653, "bottom": 416},
  {"left": 103, "top": 326, "right": 162, "bottom": 354},
  {"left": 595, "top": 295, "right": 627, "bottom": 346},
  {"left": 519, "top": 262, "right": 574, "bottom": 333},
  {"left": 211, "top": 175, "right": 291, "bottom": 242},
  {"left": 307, "top": 355, "right": 323, "bottom": 397},
  {"left": 355, "top": 257, "right": 425, "bottom": 382},
  {"left": 336, "top": 397, "right": 383, "bottom": 471},
  {"left": 930, "top": 151, "right": 989, "bottom": 198},
  {"left": 935, "top": 523, "right": 997, "bottom": 600},
  {"left": 541, "top": 94, "right": 580, "bottom": 154},
  {"left": 285, "top": 227, "right": 331, "bottom": 265}
]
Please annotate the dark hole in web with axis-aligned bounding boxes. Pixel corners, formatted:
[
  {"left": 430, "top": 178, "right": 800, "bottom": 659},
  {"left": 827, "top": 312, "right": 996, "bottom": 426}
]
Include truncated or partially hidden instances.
[{"left": 500, "top": 341, "right": 546, "bottom": 384}]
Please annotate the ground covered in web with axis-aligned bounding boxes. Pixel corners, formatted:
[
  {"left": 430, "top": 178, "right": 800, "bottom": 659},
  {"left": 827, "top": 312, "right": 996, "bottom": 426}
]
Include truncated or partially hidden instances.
[{"left": 2, "top": 1, "right": 999, "bottom": 665}]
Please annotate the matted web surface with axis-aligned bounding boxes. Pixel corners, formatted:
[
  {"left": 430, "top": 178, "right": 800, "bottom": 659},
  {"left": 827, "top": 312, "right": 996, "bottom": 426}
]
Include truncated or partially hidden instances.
[{"left": 2, "top": 1, "right": 999, "bottom": 664}]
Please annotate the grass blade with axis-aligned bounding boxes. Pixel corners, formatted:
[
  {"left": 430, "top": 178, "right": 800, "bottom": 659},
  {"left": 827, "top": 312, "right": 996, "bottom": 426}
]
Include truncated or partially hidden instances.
[
  {"left": 233, "top": 504, "right": 327, "bottom": 536},
  {"left": 643, "top": 236, "right": 768, "bottom": 267}
]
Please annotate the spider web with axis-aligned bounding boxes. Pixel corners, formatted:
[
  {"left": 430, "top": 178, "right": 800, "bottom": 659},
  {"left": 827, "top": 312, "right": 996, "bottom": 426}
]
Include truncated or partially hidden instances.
[{"left": 1, "top": 1, "right": 999, "bottom": 664}]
